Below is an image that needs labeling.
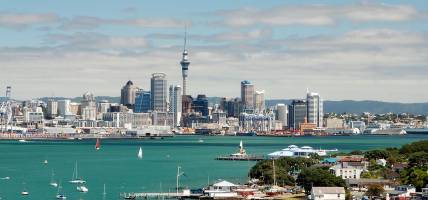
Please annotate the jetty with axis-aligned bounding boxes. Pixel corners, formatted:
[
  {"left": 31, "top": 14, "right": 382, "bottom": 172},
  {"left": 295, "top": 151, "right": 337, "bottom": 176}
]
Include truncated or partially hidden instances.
[{"left": 120, "top": 191, "right": 202, "bottom": 199}]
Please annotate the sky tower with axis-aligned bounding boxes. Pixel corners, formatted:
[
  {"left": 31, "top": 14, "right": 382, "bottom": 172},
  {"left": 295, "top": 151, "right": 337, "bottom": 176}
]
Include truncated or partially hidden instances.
[{"left": 180, "top": 29, "right": 190, "bottom": 96}]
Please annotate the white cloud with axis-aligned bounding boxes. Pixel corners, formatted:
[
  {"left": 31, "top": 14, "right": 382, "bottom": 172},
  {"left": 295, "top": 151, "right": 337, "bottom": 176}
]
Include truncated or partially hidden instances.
[
  {"left": 61, "top": 16, "right": 189, "bottom": 29},
  {"left": 218, "top": 3, "right": 418, "bottom": 27},
  {"left": 0, "top": 12, "right": 59, "bottom": 29}
]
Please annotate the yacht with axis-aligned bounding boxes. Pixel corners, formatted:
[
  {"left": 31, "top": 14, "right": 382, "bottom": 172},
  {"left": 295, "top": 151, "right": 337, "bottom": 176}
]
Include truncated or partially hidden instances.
[
  {"left": 268, "top": 145, "right": 338, "bottom": 158},
  {"left": 21, "top": 191, "right": 29, "bottom": 196},
  {"left": 69, "top": 162, "right": 86, "bottom": 184},
  {"left": 77, "top": 184, "right": 88, "bottom": 192}
]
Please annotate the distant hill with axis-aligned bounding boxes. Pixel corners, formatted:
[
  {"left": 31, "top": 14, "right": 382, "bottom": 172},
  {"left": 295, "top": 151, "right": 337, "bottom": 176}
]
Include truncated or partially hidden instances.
[
  {"left": 3, "top": 96, "right": 428, "bottom": 114},
  {"left": 266, "top": 99, "right": 428, "bottom": 115}
]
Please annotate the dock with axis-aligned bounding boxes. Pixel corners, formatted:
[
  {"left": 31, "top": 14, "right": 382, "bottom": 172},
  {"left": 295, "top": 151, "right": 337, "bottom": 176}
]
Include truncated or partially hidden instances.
[
  {"left": 215, "top": 155, "right": 265, "bottom": 161},
  {"left": 120, "top": 192, "right": 202, "bottom": 199}
]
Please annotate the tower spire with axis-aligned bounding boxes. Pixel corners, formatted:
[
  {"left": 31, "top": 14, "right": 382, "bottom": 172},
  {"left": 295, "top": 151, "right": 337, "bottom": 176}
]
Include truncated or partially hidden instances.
[{"left": 183, "top": 25, "right": 187, "bottom": 51}]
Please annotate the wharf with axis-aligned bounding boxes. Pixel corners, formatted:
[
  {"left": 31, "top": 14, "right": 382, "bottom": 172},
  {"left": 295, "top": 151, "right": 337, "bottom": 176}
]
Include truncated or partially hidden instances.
[
  {"left": 215, "top": 155, "right": 265, "bottom": 161},
  {"left": 120, "top": 192, "right": 202, "bottom": 199}
]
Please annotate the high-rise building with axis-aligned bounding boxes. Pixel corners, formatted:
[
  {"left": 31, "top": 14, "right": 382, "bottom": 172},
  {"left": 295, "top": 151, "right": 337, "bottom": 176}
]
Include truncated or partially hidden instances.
[
  {"left": 276, "top": 103, "right": 288, "bottom": 129},
  {"left": 193, "top": 94, "right": 209, "bottom": 116},
  {"left": 134, "top": 90, "right": 151, "bottom": 113},
  {"left": 180, "top": 31, "right": 190, "bottom": 96},
  {"left": 98, "top": 100, "right": 110, "bottom": 113},
  {"left": 220, "top": 97, "right": 241, "bottom": 118},
  {"left": 47, "top": 99, "right": 58, "bottom": 119},
  {"left": 57, "top": 99, "right": 71, "bottom": 117},
  {"left": 169, "top": 85, "right": 182, "bottom": 127},
  {"left": 240, "top": 80, "right": 254, "bottom": 113},
  {"left": 306, "top": 91, "right": 323, "bottom": 127},
  {"left": 254, "top": 90, "right": 265, "bottom": 114},
  {"left": 288, "top": 100, "right": 307, "bottom": 130},
  {"left": 150, "top": 73, "right": 168, "bottom": 112},
  {"left": 81, "top": 92, "right": 96, "bottom": 120},
  {"left": 121, "top": 80, "right": 138, "bottom": 109}
]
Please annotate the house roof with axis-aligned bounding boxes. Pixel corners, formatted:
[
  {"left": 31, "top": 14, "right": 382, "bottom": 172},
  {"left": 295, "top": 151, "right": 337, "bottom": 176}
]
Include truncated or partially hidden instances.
[
  {"left": 213, "top": 180, "right": 237, "bottom": 187},
  {"left": 312, "top": 187, "right": 345, "bottom": 195}
]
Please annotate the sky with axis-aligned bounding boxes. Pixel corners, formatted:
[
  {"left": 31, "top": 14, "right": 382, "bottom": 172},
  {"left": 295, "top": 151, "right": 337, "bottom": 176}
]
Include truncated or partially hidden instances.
[{"left": 0, "top": 0, "right": 427, "bottom": 103}]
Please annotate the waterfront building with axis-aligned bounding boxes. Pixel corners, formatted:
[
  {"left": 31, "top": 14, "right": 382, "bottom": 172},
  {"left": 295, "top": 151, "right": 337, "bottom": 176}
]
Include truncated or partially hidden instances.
[
  {"left": 349, "top": 121, "right": 366, "bottom": 133},
  {"left": 180, "top": 31, "right": 190, "bottom": 96},
  {"left": 120, "top": 80, "right": 139, "bottom": 109},
  {"left": 310, "top": 187, "right": 345, "bottom": 200},
  {"left": 325, "top": 117, "right": 345, "bottom": 129},
  {"left": 220, "top": 97, "right": 241, "bottom": 118},
  {"left": 288, "top": 100, "right": 307, "bottom": 130},
  {"left": 254, "top": 90, "right": 265, "bottom": 114},
  {"left": 240, "top": 80, "right": 254, "bottom": 113},
  {"left": 182, "top": 95, "right": 193, "bottom": 114},
  {"left": 193, "top": 94, "right": 209, "bottom": 116},
  {"left": 47, "top": 99, "right": 58, "bottom": 119},
  {"left": 24, "top": 111, "right": 44, "bottom": 124},
  {"left": 182, "top": 112, "right": 209, "bottom": 128},
  {"left": 69, "top": 102, "right": 81, "bottom": 116},
  {"left": 307, "top": 90, "right": 323, "bottom": 127},
  {"left": 102, "top": 112, "right": 151, "bottom": 128},
  {"left": 57, "top": 99, "right": 71, "bottom": 117},
  {"left": 212, "top": 111, "right": 227, "bottom": 125},
  {"left": 97, "top": 100, "right": 110, "bottom": 113},
  {"left": 150, "top": 73, "right": 168, "bottom": 112},
  {"left": 169, "top": 85, "right": 182, "bottom": 127},
  {"left": 275, "top": 103, "right": 288, "bottom": 129},
  {"left": 151, "top": 111, "right": 174, "bottom": 127},
  {"left": 134, "top": 89, "right": 151, "bottom": 113},
  {"left": 239, "top": 113, "right": 273, "bottom": 132},
  {"left": 81, "top": 92, "right": 96, "bottom": 121}
]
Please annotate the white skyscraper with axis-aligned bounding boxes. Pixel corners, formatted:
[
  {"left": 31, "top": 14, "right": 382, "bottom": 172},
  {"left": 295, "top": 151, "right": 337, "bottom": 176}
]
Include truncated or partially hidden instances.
[
  {"left": 254, "top": 90, "right": 265, "bottom": 114},
  {"left": 151, "top": 73, "right": 168, "bottom": 112},
  {"left": 276, "top": 103, "right": 288, "bottom": 128},
  {"left": 306, "top": 90, "right": 323, "bottom": 127},
  {"left": 169, "top": 85, "right": 182, "bottom": 127},
  {"left": 57, "top": 99, "right": 71, "bottom": 117},
  {"left": 81, "top": 92, "right": 96, "bottom": 120}
]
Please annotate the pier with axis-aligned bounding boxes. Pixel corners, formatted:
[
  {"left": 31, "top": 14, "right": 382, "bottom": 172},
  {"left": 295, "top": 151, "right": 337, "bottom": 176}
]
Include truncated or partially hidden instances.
[
  {"left": 215, "top": 155, "right": 265, "bottom": 161},
  {"left": 120, "top": 192, "right": 202, "bottom": 199}
]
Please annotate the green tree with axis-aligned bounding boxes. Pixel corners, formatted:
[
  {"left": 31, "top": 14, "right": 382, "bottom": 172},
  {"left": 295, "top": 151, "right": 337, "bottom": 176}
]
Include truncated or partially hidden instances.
[
  {"left": 249, "top": 157, "right": 318, "bottom": 186},
  {"left": 401, "top": 167, "right": 428, "bottom": 190},
  {"left": 408, "top": 152, "right": 428, "bottom": 168},
  {"left": 365, "top": 184, "right": 385, "bottom": 199},
  {"left": 364, "top": 150, "right": 389, "bottom": 161},
  {"left": 296, "top": 167, "right": 345, "bottom": 195},
  {"left": 399, "top": 140, "right": 428, "bottom": 154}
]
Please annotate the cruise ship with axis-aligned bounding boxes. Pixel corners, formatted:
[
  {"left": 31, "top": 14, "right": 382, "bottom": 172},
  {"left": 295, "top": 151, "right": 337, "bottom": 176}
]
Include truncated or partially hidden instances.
[{"left": 268, "top": 145, "right": 338, "bottom": 158}]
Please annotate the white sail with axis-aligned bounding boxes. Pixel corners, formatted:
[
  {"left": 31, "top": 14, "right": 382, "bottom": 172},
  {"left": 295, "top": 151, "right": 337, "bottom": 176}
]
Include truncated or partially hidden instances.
[
  {"left": 239, "top": 140, "right": 243, "bottom": 149},
  {"left": 138, "top": 147, "right": 143, "bottom": 159}
]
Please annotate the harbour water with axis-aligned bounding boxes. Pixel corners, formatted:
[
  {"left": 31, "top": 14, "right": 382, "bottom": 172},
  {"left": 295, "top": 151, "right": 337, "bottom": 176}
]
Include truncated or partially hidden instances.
[{"left": 0, "top": 135, "right": 427, "bottom": 200}]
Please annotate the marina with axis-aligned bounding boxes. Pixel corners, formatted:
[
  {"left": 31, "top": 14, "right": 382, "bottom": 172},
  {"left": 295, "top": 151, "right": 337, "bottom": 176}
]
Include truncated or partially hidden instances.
[{"left": 0, "top": 135, "right": 427, "bottom": 200}]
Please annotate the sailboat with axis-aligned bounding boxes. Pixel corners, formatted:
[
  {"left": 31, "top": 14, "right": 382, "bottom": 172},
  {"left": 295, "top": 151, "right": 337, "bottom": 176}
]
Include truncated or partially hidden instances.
[
  {"left": 137, "top": 147, "right": 143, "bottom": 159},
  {"left": 76, "top": 183, "right": 88, "bottom": 193},
  {"left": 102, "top": 184, "right": 106, "bottom": 199},
  {"left": 95, "top": 138, "right": 100, "bottom": 150},
  {"left": 50, "top": 170, "right": 58, "bottom": 187},
  {"left": 69, "top": 162, "right": 86, "bottom": 184},
  {"left": 56, "top": 182, "right": 67, "bottom": 199},
  {"left": 21, "top": 182, "right": 29, "bottom": 196}
]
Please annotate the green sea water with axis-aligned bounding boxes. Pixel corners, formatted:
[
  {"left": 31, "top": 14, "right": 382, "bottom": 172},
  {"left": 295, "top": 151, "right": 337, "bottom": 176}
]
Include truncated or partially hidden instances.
[{"left": 0, "top": 135, "right": 427, "bottom": 200}]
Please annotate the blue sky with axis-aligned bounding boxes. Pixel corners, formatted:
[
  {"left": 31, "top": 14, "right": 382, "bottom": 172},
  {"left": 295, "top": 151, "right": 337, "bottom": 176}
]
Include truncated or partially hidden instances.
[{"left": 0, "top": 0, "right": 427, "bottom": 102}]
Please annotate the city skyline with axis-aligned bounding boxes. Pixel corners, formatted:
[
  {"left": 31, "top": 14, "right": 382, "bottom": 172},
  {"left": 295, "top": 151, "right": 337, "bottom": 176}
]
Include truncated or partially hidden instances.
[{"left": 0, "top": 0, "right": 427, "bottom": 102}]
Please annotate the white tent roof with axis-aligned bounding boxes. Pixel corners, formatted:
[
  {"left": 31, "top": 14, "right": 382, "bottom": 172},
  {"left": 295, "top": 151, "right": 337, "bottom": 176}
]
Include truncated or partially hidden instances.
[{"left": 213, "top": 180, "right": 237, "bottom": 187}]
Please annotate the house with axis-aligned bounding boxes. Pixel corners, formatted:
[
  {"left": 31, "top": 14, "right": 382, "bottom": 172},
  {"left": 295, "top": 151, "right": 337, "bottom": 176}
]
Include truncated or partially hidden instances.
[
  {"left": 330, "top": 156, "right": 368, "bottom": 180},
  {"left": 346, "top": 179, "right": 396, "bottom": 191},
  {"left": 310, "top": 187, "right": 346, "bottom": 200},
  {"left": 387, "top": 185, "right": 416, "bottom": 200},
  {"left": 376, "top": 159, "right": 387, "bottom": 167},
  {"left": 422, "top": 187, "right": 428, "bottom": 200},
  {"left": 204, "top": 180, "right": 239, "bottom": 198}
]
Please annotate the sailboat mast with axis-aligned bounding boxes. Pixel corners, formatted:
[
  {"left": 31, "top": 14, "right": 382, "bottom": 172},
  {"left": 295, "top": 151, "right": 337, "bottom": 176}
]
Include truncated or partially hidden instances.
[{"left": 272, "top": 159, "right": 276, "bottom": 186}]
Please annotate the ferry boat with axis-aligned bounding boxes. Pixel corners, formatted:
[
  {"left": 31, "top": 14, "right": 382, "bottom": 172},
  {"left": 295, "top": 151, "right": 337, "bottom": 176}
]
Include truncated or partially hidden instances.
[
  {"left": 236, "top": 131, "right": 257, "bottom": 136},
  {"left": 405, "top": 127, "right": 428, "bottom": 134},
  {"left": 268, "top": 145, "right": 338, "bottom": 158}
]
